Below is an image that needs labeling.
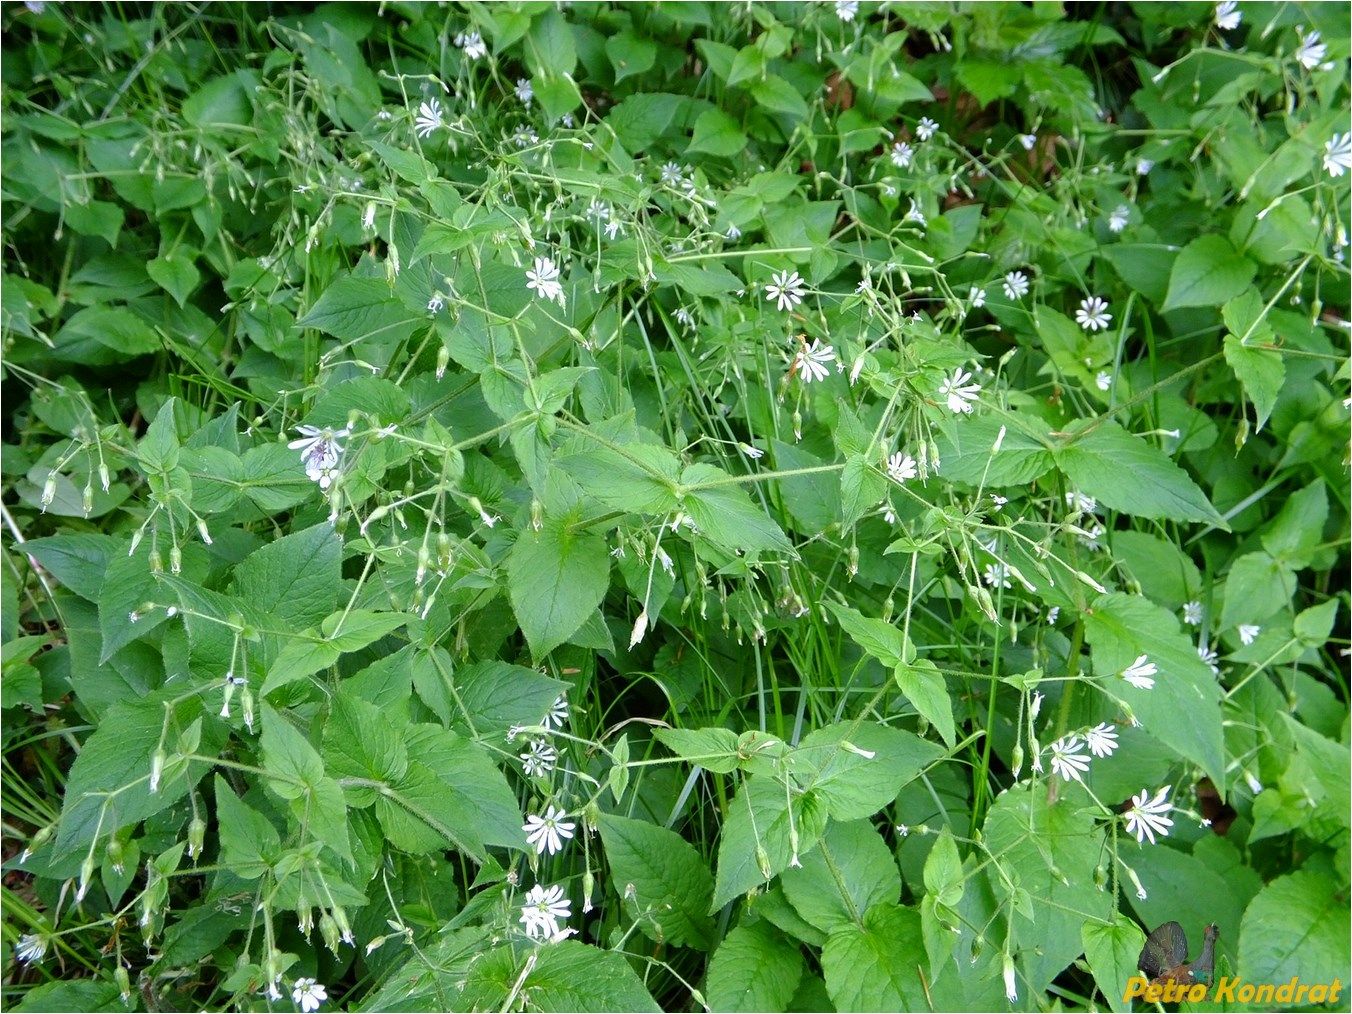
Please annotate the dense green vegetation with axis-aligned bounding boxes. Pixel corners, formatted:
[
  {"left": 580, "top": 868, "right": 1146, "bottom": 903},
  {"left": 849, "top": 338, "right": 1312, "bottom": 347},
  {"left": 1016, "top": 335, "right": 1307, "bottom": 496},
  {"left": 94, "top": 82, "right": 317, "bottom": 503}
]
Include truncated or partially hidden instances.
[{"left": 2, "top": 2, "right": 1349, "bottom": 1011}]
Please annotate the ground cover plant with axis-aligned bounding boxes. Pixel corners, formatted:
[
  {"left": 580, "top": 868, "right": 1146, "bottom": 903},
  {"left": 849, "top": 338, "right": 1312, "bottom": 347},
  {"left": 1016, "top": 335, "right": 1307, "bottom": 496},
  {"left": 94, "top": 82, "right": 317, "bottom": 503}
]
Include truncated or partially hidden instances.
[{"left": 2, "top": 2, "right": 1350, "bottom": 1011}]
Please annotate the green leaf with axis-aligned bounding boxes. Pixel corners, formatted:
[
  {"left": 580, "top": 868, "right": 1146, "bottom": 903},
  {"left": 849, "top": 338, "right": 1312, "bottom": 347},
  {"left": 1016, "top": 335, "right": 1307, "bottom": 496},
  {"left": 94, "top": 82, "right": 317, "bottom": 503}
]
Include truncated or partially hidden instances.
[
  {"left": 261, "top": 635, "right": 339, "bottom": 695},
  {"left": 1102, "top": 244, "right": 1176, "bottom": 303},
  {"left": 297, "top": 274, "right": 422, "bottom": 348},
  {"left": 1126, "top": 842, "right": 1244, "bottom": 974},
  {"left": 705, "top": 921, "right": 805, "bottom": 1013},
  {"left": 98, "top": 545, "right": 172, "bottom": 662},
  {"left": 507, "top": 517, "right": 610, "bottom": 658},
  {"left": 821, "top": 903, "right": 928, "bottom": 1012},
  {"left": 1223, "top": 335, "right": 1284, "bottom": 431},
  {"left": 935, "top": 413, "right": 1054, "bottom": 487},
  {"left": 711, "top": 776, "right": 828, "bottom": 912},
  {"left": 1084, "top": 593, "right": 1225, "bottom": 788},
  {"left": 558, "top": 444, "right": 681, "bottom": 514},
  {"left": 376, "top": 761, "right": 486, "bottom": 860},
  {"left": 147, "top": 252, "right": 200, "bottom": 307},
  {"left": 781, "top": 820, "right": 900, "bottom": 934},
  {"left": 653, "top": 726, "right": 742, "bottom": 773},
  {"left": 535, "top": 75, "right": 583, "bottom": 122},
  {"left": 606, "top": 92, "right": 687, "bottom": 152},
  {"left": 1239, "top": 871, "right": 1351, "bottom": 985},
  {"left": 138, "top": 397, "right": 182, "bottom": 474},
  {"left": 825, "top": 602, "right": 908, "bottom": 668},
  {"left": 23, "top": 534, "right": 120, "bottom": 601},
  {"left": 680, "top": 463, "right": 791, "bottom": 554},
  {"left": 54, "top": 694, "right": 222, "bottom": 867},
  {"left": 1161, "top": 234, "right": 1256, "bottom": 312},
  {"left": 839, "top": 454, "right": 885, "bottom": 528},
  {"left": 894, "top": 660, "right": 956, "bottom": 747},
  {"left": 791, "top": 722, "right": 944, "bottom": 821},
  {"left": 460, "top": 941, "right": 661, "bottom": 1012},
  {"left": 321, "top": 692, "right": 408, "bottom": 806},
  {"left": 405, "top": 724, "right": 524, "bottom": 849},
  {"left": 923, "top": 827, "right": 964, "bottom": 909},
  {"left": 1111, "top": 530, "right": 1202, "bottom": 606},
  {"left": 688, "top": 108, "right": 747, "bottom": 158},
  {"left": 1220, "top": 551, "right": 1297, "bottom": 630},
  {"left": 981, "top": 785, "right": 1113, "bottom": 993},
  {"left": 320, "top": 609, "right": 407, "bottom": 651},
  {"left": 259, "top": 705, "right": 324, "bottom": 799},
  {"left": 524, "top": 10, "right": 575, "bottom": 77},
  {"left": 1261, "top": 480, "right": 1328, "bottom": 566},
  {"left": 213, "top": 774, "right": 279, "bottom": 879},
  {"left": 605, "top": 30, "right": 656, "bottom": 82},
  {"left": 750, "top": 76, "right": 810, "bottom": 119},
  {"left": 12, "top": 980, "right": 123, "bottom": 1013},
  {"left": 231, "top": 522, "right": 341, "bottom": 630},
  {"left": 56, "top": 305, "right": 159, "bottom": 356},
  {"left": 598, "top": 813, "right": 715, "bottom": 949},
  {"left": 1082, "top": 917, "right": 1147, "bottom": 1013},
  {"left": 450, "top": 661, "right": 568, "bottom": 739},
  {"left": 1054, "top": 422, "right": 1227, "bottom": 527},
  {"left": 367, "top": 139, "right": 434, "bottom": 186}
]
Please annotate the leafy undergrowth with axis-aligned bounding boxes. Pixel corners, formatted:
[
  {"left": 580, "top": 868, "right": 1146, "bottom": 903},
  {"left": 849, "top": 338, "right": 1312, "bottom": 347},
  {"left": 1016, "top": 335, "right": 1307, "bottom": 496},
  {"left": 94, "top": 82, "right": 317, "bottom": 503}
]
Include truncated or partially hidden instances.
[{"left": 2, "top": 3, "right": 1349, "bottom": 1012}]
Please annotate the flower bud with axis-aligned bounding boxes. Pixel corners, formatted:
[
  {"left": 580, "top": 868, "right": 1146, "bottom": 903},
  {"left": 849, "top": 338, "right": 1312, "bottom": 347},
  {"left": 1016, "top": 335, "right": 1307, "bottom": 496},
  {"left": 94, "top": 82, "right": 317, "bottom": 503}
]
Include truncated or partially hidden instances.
[
  {"left": 197, "top": 519, "right": 212, "bottom": 545},
  {"left": 187, "top": 815, "right": 206, "bottom": 859},
  {"left": 21, "top": 822, "right": 55, "bottom": 863},
  {"left": 149, "top": 750, "right": 166, "bottom": 794},
  {"left": 755, "top": 845, "right": 772, "bottom": 880},
  {"left": 77, "top": 853, "right": 96, "bottom": 902},
  {"left": 435, "top": 345, "right": 450, "bottom": 380},
  {"left": 40, "top": 473, "right": 57, "bottom": 508},
  {"left": 107, "top": 837, "right": 125, "bottom": 874},
  {"left": 531, "top": 498, "right": 543, "bottom": 532},
  {"left": 115, "top": 964, "right": 131, "bottom": 1001},
  {"left": 82, "top": 483, "right": 94, "bottom": 515},
  {"left": 628, "top": 610, "right": 649, "bottom": 649},
  {"left": 320, "top": 912, "right": 341, "bottom": 953},
  {"left": 98, "top": 463, "right": 111, "bottom": 492},
  {"left": 240, "top": 685, "right": 255, "bottom": 733},
  {"left": 169, "top": 545, "right": 182, "bottom": 574}
]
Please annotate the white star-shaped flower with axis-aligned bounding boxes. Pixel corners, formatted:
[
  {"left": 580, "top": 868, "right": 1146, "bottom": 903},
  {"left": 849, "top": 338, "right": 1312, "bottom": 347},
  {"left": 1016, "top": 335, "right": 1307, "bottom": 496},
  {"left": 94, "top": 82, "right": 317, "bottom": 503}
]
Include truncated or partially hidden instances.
[
  {"left": 1083, "top": 722, "right": 1119, "bottom": 758},
  {"left": 1075, "top": 296, "right": 1113, "bottom": 332},
  {"left": 456, "top": 30, "right": 487, "bottom": 60},
  {"left": 793, "top": 339, "right": 836, "bottom": 383},
  {"left": 764, "top": 270, "right": 806, "bottom": 312},
  {"left": 1002, "top": 270, "right": 1030, "bottom": 300},
  {"left": 525, "top": 256, "right": 564, "bottom": 304},
  {"left": 1048, "top": 735, "right": 1091, "bottom": 783},
  {"left": 1295, "top": 28, "right": 1327, "bottom": 70},
  {"left": 520, "top": 739, "right": 558, "bottom": 777},
  {"left": 1323, "top": 133, "right": 1352, "bottom": 178},
  {"left": 1121, "top": 654, "right": 1158, "bottom": 690},
  {"left": 524, "top": 805, "right": 576, "bottom": 856},
  {"left": 887, "top": 452, "right": 917, "bottom": 484},
  {"left": 938, "top": 368, "right": 981, "bottom": 413},
  {"left": 520, "top": 883, "right": 571, "bottom": 940},
  {"left": 292, "top": 978, "right": 328, "bottom": 1014},
  {"left": 413, "top": 98, "right": 443, "bottom": 138},
  {"left": 1124, "top": 786, "right": 1173, "bottom": 844}
]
